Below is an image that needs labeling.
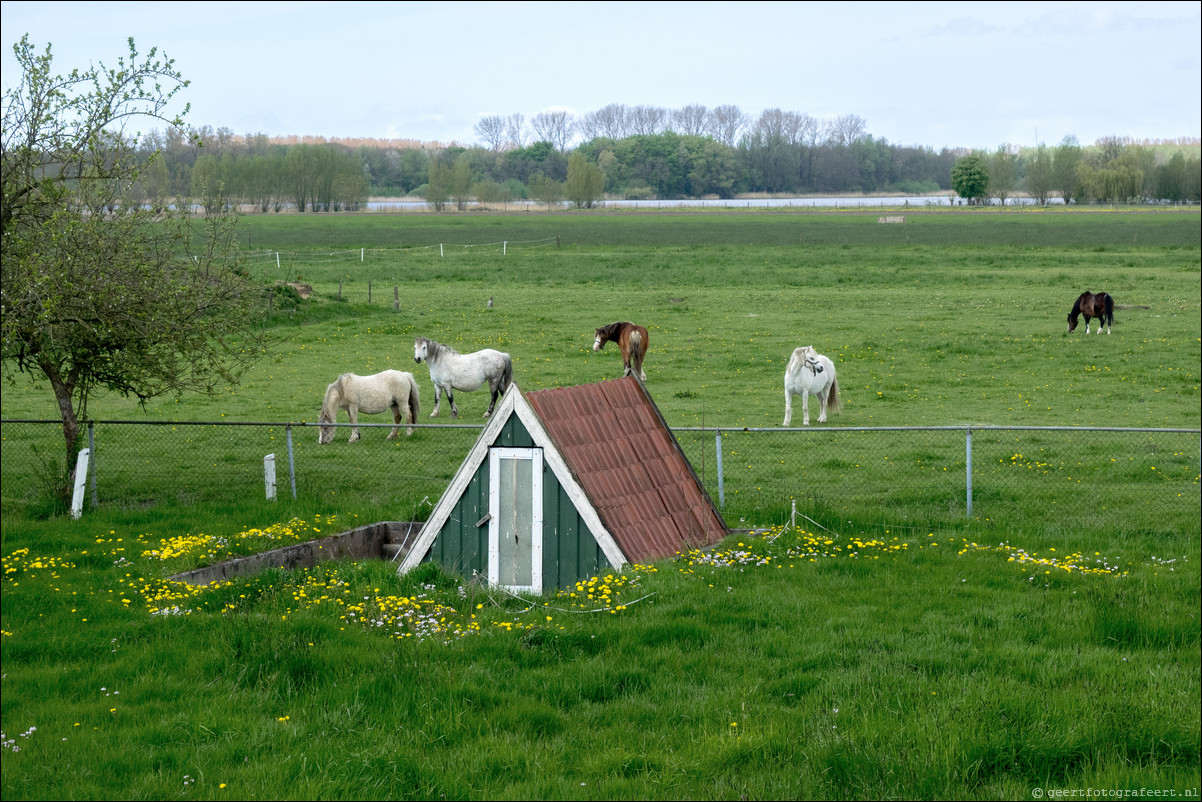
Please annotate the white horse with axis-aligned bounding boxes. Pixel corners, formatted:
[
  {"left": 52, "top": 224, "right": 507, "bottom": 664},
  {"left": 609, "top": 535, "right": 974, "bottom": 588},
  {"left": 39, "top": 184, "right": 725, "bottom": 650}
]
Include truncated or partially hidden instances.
[
  {"left": 413, "top": 336, "right": 513, "bottom": 418},
  {"left": 318, "top": 370, "right": 420, "bottom": 444},
  {"left": 782, "top": 346, "right": 841, "bottom": 426}
]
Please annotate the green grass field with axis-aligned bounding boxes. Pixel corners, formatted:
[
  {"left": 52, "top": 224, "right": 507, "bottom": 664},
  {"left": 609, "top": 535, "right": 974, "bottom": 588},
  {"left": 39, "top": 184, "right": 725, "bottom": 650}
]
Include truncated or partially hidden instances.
[{"left": 2, "top": 208, "right": 1199, "bottom": 799}]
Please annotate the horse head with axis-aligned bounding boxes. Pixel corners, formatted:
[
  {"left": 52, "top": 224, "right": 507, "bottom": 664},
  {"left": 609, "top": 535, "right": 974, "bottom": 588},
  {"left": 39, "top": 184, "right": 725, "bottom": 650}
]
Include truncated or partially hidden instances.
[
  {"left": 1067, "top": 312, "right": 1078, "bottom": 333},
  {"left": 593, "top": 327, "right": 608, "bottom": 352},
  {"left": 318, "top": 380, "right": 341, "bottom": 444},
  {"left": 414, "top": 337, "right": 428, "bottom": 364},
  {"left": 317, "top": 408, "right": 335, "bottom": 444},
  {"left": 801, "top": 346, "right": 823, "bottom": 374}
]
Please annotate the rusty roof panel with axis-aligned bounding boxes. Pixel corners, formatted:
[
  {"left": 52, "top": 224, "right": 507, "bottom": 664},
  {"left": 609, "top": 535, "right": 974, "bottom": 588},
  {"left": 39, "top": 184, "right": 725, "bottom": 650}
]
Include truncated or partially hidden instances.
[{"left": 526, "top": 377, "right": 727, "bottom": 564}]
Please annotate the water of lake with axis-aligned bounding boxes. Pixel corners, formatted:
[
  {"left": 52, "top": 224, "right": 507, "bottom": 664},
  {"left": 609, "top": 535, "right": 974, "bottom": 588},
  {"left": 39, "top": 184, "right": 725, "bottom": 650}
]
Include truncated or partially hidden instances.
[{"left": 366, "top": 195, "right": 1064, "bottom": 211}]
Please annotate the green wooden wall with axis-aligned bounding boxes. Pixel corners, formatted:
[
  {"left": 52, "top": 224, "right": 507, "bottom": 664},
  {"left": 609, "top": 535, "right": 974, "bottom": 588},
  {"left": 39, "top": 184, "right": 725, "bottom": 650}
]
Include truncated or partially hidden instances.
[{"left": 422, "top": 415, "right": 612, "bottom": 589}]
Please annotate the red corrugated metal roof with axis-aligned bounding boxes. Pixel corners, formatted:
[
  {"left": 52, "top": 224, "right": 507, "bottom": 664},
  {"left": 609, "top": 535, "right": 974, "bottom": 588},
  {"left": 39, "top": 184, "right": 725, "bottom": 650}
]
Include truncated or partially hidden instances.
[{"left": 526, "top": 377, "right": 727, "bottom": 563}]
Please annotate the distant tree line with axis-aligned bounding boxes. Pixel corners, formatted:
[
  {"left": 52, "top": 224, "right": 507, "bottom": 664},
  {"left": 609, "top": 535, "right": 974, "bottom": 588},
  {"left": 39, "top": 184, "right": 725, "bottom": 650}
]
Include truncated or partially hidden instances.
[
  {"left": 130, "top": 104, "right": 1200, "bottom": 211},
  {"left": 952, "top": 136, "right": 1201, "bottom": 206}
]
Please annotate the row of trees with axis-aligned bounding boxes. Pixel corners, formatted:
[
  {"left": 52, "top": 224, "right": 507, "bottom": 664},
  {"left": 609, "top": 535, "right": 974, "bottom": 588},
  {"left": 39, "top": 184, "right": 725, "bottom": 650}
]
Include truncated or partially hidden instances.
[
  {"left": 127, "top": 111, "right": 1200, "bottom": 213},
  {"left": 952, "top": 138, "right": 1202, "bottom": 206}
]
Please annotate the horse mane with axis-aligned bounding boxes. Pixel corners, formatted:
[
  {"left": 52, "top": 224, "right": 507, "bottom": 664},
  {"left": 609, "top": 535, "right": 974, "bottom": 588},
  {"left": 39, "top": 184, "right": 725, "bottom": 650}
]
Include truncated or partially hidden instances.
[
  {"left": 421, "top": 337, "right": 458, "bottom": 359},
  {"left": 1070, "top": 293, "right": 1085, "bottom": 317},
  {"left": 597, "top": 322, "right": 626, "bottom": 339},
  {"left": 320, "top": 376, "right": 348, "bottom": 423}
]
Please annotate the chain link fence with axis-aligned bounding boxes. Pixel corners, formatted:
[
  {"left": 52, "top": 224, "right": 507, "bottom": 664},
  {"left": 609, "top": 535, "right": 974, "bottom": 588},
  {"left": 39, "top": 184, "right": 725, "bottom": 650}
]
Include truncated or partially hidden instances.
[
  {"left": 676, "top": 426, "right": 1200, "bottom": 535},
  {"left": 3, "top": 419, "right": 1198, "bottom": 534}
]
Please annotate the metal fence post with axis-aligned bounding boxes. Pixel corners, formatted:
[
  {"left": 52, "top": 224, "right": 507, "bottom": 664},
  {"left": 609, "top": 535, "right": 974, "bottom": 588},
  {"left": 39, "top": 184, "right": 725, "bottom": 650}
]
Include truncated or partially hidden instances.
[
  {"left": 715, "top": 429, "right": 725, "bottom": 508},
  {"left": 966, "top": 426, "right": 973, "bottom": 518},
  {"left": 286, "top": 424, "right": 297, "bottom": 500},
  {"left": 88, "top": 421, "right": 98, "bottom": 507}
]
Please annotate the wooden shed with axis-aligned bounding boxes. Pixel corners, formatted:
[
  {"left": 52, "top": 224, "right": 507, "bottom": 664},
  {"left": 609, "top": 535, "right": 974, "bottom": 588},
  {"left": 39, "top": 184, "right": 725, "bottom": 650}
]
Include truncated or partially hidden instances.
[{"left": 397, "top": 377, "right": 728, "bottom": 591}]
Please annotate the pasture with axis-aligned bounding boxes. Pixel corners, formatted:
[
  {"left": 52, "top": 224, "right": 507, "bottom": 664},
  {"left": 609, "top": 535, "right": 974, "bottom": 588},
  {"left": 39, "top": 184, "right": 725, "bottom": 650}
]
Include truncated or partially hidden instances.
[{"left": 1, "top": 208, "right": 1199, "bottom": 799}]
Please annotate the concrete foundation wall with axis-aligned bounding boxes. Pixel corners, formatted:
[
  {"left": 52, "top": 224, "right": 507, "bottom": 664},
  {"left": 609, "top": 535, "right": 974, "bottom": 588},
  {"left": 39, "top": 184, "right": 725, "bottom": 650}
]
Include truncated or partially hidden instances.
[{"left": 170, "top": 521, "right": 421, "bottom": 586}]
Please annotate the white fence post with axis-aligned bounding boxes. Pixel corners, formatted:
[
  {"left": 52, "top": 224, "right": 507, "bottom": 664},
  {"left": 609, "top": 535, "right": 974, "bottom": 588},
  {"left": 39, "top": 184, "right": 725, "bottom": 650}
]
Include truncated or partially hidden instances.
[
  {"left": 264, "top": 453, "right": 277, "bottom": 500},
  {"left": 71, "top": 448, "right": 90, "bottom": 519}
]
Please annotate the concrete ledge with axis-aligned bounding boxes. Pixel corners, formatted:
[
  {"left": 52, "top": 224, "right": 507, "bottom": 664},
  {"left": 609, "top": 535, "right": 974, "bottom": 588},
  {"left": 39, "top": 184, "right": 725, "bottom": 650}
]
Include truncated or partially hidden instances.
[{"left": 170, "top": 521, "right": 422, "bottom": 586}]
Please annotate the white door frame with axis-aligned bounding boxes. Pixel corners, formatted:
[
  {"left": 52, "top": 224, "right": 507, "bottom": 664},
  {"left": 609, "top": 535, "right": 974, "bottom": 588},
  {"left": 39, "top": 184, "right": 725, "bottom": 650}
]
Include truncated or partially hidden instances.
[{"left": 488, "top": 447, "right": 543, "bottom": 593}]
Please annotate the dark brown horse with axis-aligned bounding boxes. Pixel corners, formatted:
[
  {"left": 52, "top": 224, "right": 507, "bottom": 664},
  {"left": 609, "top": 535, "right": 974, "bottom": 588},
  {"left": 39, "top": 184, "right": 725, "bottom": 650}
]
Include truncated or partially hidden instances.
[
  {"left": 593, "top": 322, "right": 649, "bottom": 380},
  {"left": 1067, "top": 291, "right": 1115, "bottom": 335}
]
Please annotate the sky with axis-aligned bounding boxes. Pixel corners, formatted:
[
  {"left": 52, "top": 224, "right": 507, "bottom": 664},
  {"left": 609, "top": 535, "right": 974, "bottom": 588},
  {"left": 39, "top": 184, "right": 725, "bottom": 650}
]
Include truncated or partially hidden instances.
[{"left": 2, "top": 1, "right": 1199, "bottom": 151}]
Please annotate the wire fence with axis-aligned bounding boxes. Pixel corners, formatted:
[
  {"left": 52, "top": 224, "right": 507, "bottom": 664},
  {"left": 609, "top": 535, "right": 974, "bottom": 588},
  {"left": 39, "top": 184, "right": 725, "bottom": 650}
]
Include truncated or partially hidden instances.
[
  {"left": 244, "top": 237, "right": 561, "bottom": 269},
  {"left": 2, "top": 419, "right": 1198, "bottom": 534}
]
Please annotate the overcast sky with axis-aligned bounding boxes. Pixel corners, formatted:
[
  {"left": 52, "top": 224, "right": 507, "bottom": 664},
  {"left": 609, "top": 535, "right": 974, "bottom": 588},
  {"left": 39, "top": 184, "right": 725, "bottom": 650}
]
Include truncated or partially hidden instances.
[{"left": 2, "top": 1, "right": 1199, "bottom": 151}]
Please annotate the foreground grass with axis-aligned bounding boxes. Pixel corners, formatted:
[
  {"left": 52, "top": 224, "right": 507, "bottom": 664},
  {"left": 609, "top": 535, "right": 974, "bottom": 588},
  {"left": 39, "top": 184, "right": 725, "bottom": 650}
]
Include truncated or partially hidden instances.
[{"left": 2, "top": 500, "right": 1198, "bottom": 799}]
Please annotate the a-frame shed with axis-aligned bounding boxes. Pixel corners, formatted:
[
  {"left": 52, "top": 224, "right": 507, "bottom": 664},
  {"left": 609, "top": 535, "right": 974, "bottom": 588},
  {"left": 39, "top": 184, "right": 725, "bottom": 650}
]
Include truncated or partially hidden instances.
[{"left": 398, "top": 377, "right": 727, "bottom": 591}]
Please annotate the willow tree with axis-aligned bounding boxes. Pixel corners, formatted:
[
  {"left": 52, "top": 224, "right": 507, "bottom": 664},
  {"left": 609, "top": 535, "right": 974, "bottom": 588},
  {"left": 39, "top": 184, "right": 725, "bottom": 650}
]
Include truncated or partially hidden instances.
[
  {"left": 1, "top": 36, "right": 271, "bottom": 501},
  {"left": 565, "top": 150, "right": 604, "bottom": 208}
]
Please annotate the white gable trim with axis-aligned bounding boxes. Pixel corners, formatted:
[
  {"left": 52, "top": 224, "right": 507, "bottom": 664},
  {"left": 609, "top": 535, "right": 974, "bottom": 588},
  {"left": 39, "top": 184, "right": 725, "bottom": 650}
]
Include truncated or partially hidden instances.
[{"left": 398, "top": 385, "right": 628, "bottom": 577}]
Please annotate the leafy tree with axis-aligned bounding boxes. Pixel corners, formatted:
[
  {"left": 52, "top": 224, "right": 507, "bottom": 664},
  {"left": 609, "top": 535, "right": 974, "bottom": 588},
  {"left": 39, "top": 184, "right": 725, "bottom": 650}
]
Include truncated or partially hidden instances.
[
  {"left": 1025, "top": 144, "right": 1054, "bottom": 204},
  {"left": 987, "top": 145, "right": 1019, "bottom": 205},
  {"left": 449, "top": 154, "right": 474, "bottom": 210},
  {"left": 1, "top": 36, "right": 271, "bottom": 499},
  {"left": 1052, "top": 136, "right": 1082, "bottom": 204},
  {"left": 565, "top": 150, "right": 604, "bottom": 208},
  {"left": 951, "top": 154, "right": 990, "bottom": 205},
  {"left": 472, "top": 180, "right": 512, "bottom": 208},
  {"left": 1154, "top": 151, "right": 1202, "bottom": 203},
  {"left": 528, "top": 172, "right": 563, "bottom": 210},
  {"left": 424, "top": 158, "right": 449, "bottom": 210}
]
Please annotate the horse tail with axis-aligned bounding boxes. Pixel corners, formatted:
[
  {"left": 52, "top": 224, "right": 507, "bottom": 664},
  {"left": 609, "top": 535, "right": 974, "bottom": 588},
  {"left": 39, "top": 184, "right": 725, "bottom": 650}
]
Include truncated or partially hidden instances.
[
  {"left": 629, "top": 330, "right": 644, "bottom": 375},
  {"left": 1103, "top": 293, "right": 1115, "bottom": 326},
  {"left": 827, "top": 373, "right": 842, "bottom": 413},
  {"left": 500, "top": 354, "right": 514, "bottom": 395},
  {"left": 407, "top": 375, "right": 420, "bottom": 423}
]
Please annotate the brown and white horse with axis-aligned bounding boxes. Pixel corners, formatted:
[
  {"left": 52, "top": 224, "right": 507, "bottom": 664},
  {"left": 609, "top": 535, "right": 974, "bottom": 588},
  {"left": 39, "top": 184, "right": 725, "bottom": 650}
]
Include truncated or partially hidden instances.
[
  {"left": 593, "top": 322, "right": 649, "bottom": 380},
  {"left": 1067, "top": 291, "right": 1115, "bottom": 335}
]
